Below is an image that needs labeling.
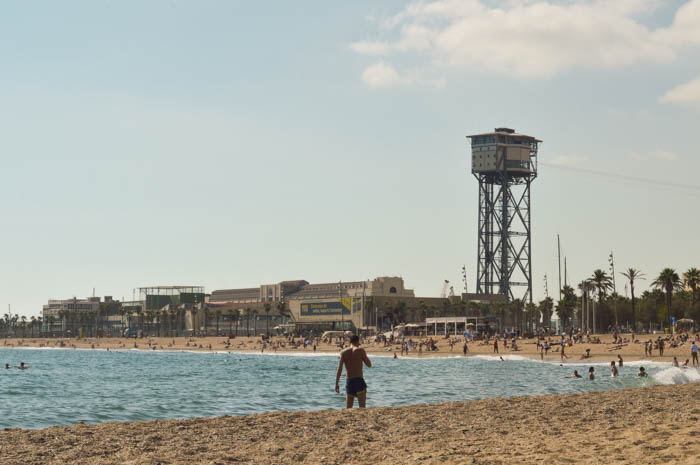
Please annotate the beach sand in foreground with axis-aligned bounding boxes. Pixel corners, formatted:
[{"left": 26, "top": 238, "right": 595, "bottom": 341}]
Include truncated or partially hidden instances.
[{"left": 1, "top": 383, "right": 698, "bottom": 465}]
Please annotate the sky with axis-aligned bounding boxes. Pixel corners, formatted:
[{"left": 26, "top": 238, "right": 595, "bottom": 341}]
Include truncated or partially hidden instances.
[{"left": 1, "top": 0, "right": 699, "bottom": 318}]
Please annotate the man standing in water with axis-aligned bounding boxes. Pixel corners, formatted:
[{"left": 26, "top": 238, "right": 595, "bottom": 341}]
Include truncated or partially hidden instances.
[{"left": 335, "top": 335, "right": 372, "bottom": 408}]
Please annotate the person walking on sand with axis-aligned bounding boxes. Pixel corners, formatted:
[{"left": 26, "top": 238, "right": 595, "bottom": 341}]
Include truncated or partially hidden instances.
[
  {"left": 335, "top": 335, "right": 372, "bottom": 409},
  {"left": 493, "top": 338, "right": 498, "bottom": 354},
  {"left": 691, "top": 341, "right": 699, "bottom": 367},
  {"left": 560, "top": 344, "right": 567, "bottom": 362},
  {"left": 463, "top": 341, "right": 468, "bottom": 356}
]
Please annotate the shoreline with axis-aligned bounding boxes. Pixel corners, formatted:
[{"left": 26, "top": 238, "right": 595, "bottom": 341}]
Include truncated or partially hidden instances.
[
  {"left": 3, "top": 333, "right": 698, "bottom": 364},
  {"left": 1, "top": 383, "right": 698, "bottom": 464},
  {"left": 0, "top": 343, "right": 685, "bottom": 366}
]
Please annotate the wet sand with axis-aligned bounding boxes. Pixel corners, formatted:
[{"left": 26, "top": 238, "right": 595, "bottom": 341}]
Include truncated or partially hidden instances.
[
  {"left": 0, "top": 383, "right": 698, "bottom": 465},
  {"left": 4, "top": 332, "right": 699, "bottom": 364}
]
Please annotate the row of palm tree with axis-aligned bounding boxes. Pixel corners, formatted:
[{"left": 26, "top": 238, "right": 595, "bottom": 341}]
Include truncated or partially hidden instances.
[
  {"left": 572, "top": 267, "right": 699, "bottom": 333},
  {"left": 1, "top": 314, "right": 45, "bottom": 337}
]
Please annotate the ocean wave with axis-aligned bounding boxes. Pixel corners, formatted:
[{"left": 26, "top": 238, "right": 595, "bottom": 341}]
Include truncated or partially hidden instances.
[
  {"left": 472, "top": 354, "right": 536, "bottom": 362},
  {"left": 652, "top": 366, "right": 700, "bottom": 385}
]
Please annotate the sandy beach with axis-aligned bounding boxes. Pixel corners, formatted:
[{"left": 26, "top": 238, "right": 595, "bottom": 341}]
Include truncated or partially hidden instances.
[
  {"left": 3, "top": 332, "right": 698, "bottom": 364},
  {"left": 0, "top": 382, "right": 697, "bottom": 465}
]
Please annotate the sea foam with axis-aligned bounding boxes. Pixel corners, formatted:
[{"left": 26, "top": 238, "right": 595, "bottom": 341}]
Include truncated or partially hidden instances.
[{"left": 652, "top": 366, "right": 700, "bottom": 385}]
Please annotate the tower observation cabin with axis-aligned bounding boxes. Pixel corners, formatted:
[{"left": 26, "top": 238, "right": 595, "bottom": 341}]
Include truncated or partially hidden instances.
[
  {"left": 467, "top": 128, "right": 541, "bottom": 304},
  {"left": 470, "top": 127, "right": 540, "bottom": 176}
]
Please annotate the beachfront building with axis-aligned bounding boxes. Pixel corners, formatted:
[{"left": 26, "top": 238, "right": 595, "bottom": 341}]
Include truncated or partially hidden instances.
[
  {"left": 41, "top": 296, "right": 123, "bottom": 337},
  {"left": 208, "top": 277, "right": 504, "bottom": 334},
  {"left": 209, "top": 277, "right": 417, "bottom": 333},
  {"left": 122, "top": 286, "right": 207, "bottom": 336}
]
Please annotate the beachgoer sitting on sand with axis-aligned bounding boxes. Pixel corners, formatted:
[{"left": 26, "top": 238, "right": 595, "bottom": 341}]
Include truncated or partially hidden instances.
[
  {"left": 580, "top": 348, "right": 591, "bottom": 359},
  {"left": 637, "top": 367, "right": 647, "bottom": 377},
  {"left": 589, "top": 367, "right": 595, "bottom": 380}
]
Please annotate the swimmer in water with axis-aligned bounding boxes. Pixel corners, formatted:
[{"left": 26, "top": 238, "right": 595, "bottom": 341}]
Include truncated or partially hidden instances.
[
  {"left": 17, "top": 362, "right": 28, "bottom": 370},
  {"left": 672, "top": 356, "right": 679, "bottom": 367},
  {"left": 637, "top": 366, "right": 647, "bottom": 377},
  {"left": 610, "top": 361, "right": 618, "bottom": 377},
  {"left": 570, "top": 370, "right": 582, "bottom": 378},
  {"left": 588, "top": 367, "right": 595, "bottom": 380},
  {"left": 499, "top": 356, "right": 504, "bottom": 361},
  {"left": 617, "top": 355, "right": 623, "bottom": 367},
  {"left": 4, "top": 363, "right": 9, "bottom": 369}
]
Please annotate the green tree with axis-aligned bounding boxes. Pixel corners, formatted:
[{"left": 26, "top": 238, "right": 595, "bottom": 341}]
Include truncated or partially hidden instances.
[
  {"left": 652, "top": 268, "right": 683, "bottom": 327},
  {"left": 264, "top": 303, "right": 272, "bottom": 336},
  {"left": 555, "top": 285, "right": 576, "bottom": 329},
  {"left": 251, "top": 308, "right": 259, "bottom": 335},
  {"left": 244, "top": 308, "right": 252, "bottom": 336},
  {"left": 524, "top": 302, "right": 538, "bottom": 332},
  {"left": 215, "top": 308, "right": 222, "bottom": 335},
  {"left": 683, "top": 268, "right": 699, "bottom": 316},
  {"left": 621, "top": 268, "right": 644, "bottom": 331},
  {"left": 538, "top": 297, "right": 554, "bottom": 331},
  {"left": 589, "top": 269, "right": 613, "bottom": 333}
]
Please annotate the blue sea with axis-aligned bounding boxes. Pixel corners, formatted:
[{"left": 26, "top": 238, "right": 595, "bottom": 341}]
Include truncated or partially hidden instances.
[{"left": 1, "top": 348, "right": 698, "bottom": 430}]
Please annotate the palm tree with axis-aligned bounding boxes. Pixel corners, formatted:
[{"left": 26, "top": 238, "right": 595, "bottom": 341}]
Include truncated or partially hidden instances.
[
  {"left": 538, "top": 297, "right": 553, "bottom": 331},
  {"left": 119, "top": 306, "right": 127, "bottom": 333},
  {"left": 621, "top": 268, "right": 645, "bottom": 332},
  {"left": 555, "top": 286, "right": 576, "bottom": 330},
  {"left": 264, "top": 303, "right": 272, "bottom": 336},
  {"left": 30, "top": 316, "right": 37, "bottom": 337},
  {"left": 394, "top": 301, "right": 407, "bottom": 324},
  {"left": 417, "top": 300, "right": 427, "bottom": 321},
  {"left": 441, "top": 299, "right": 452, "bottom": 317},
  {"left": 525, "top": 302, "right": 538, "bottom": 332},
  {"left": 202, "top": 306, "right": 210, "bottom": 336},
  {"left": 244, "top": 308, "right": 252, "bottom": 336},
  {"left": 457, "top": 299, "right": 467, "bottom": 317},
  {"left": 134, "top": 306, "right": 143, "bottom": 337},
  {"left": 46, "top": 316, "right": 55, "bottom": 336},
  {"left": 683, "top": 268, "right": 700, "bottom": 313},
  {"left": 589, "top": 269, "right": 613, "bottom": 333},
  {"left": 652, "top": 268, "right": 683, "bottom": 328},
  {"left": 226, "top": 308, "right": 237, "bottom": 335},
  {"left": 251, "top": 309, "right": 259, "bottom": 335},
  {"left": 276, "top": 300, "right": 291, "bottom": 322}
]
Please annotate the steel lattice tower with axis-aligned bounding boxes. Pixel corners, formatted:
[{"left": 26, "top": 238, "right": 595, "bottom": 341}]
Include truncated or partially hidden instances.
[{"left": 468, "top": 128, "right": 540, "bottom": 303}]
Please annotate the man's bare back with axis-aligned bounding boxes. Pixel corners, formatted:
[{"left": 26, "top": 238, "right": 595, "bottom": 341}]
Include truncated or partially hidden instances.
[{"left": 335, "top": 335, "right": 371, "bottom": 408}]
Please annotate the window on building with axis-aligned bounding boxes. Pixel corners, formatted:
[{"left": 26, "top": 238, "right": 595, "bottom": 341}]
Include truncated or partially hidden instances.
[{"left": 389, "top": 287, "right": 397, "bottom": 294}]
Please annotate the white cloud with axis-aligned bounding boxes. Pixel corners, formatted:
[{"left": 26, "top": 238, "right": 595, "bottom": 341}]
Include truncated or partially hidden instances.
[
  {"left": 351, "top": 0, "right": 700, "bottom": 85},
  {"left": 659, "top": 75, "right": 700, "bottom": 108},
  {"left": 361, "top": 62, "right": 402, "bottom": 88},
  {"left": 349, "top": 41, "right": 391, "bottom": 56},
  {"left": 360, "top": 62, "right": 447, "bottom": 89},
  {"left": 549, "top": 155, "right": 587, "bottom": 167}
]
